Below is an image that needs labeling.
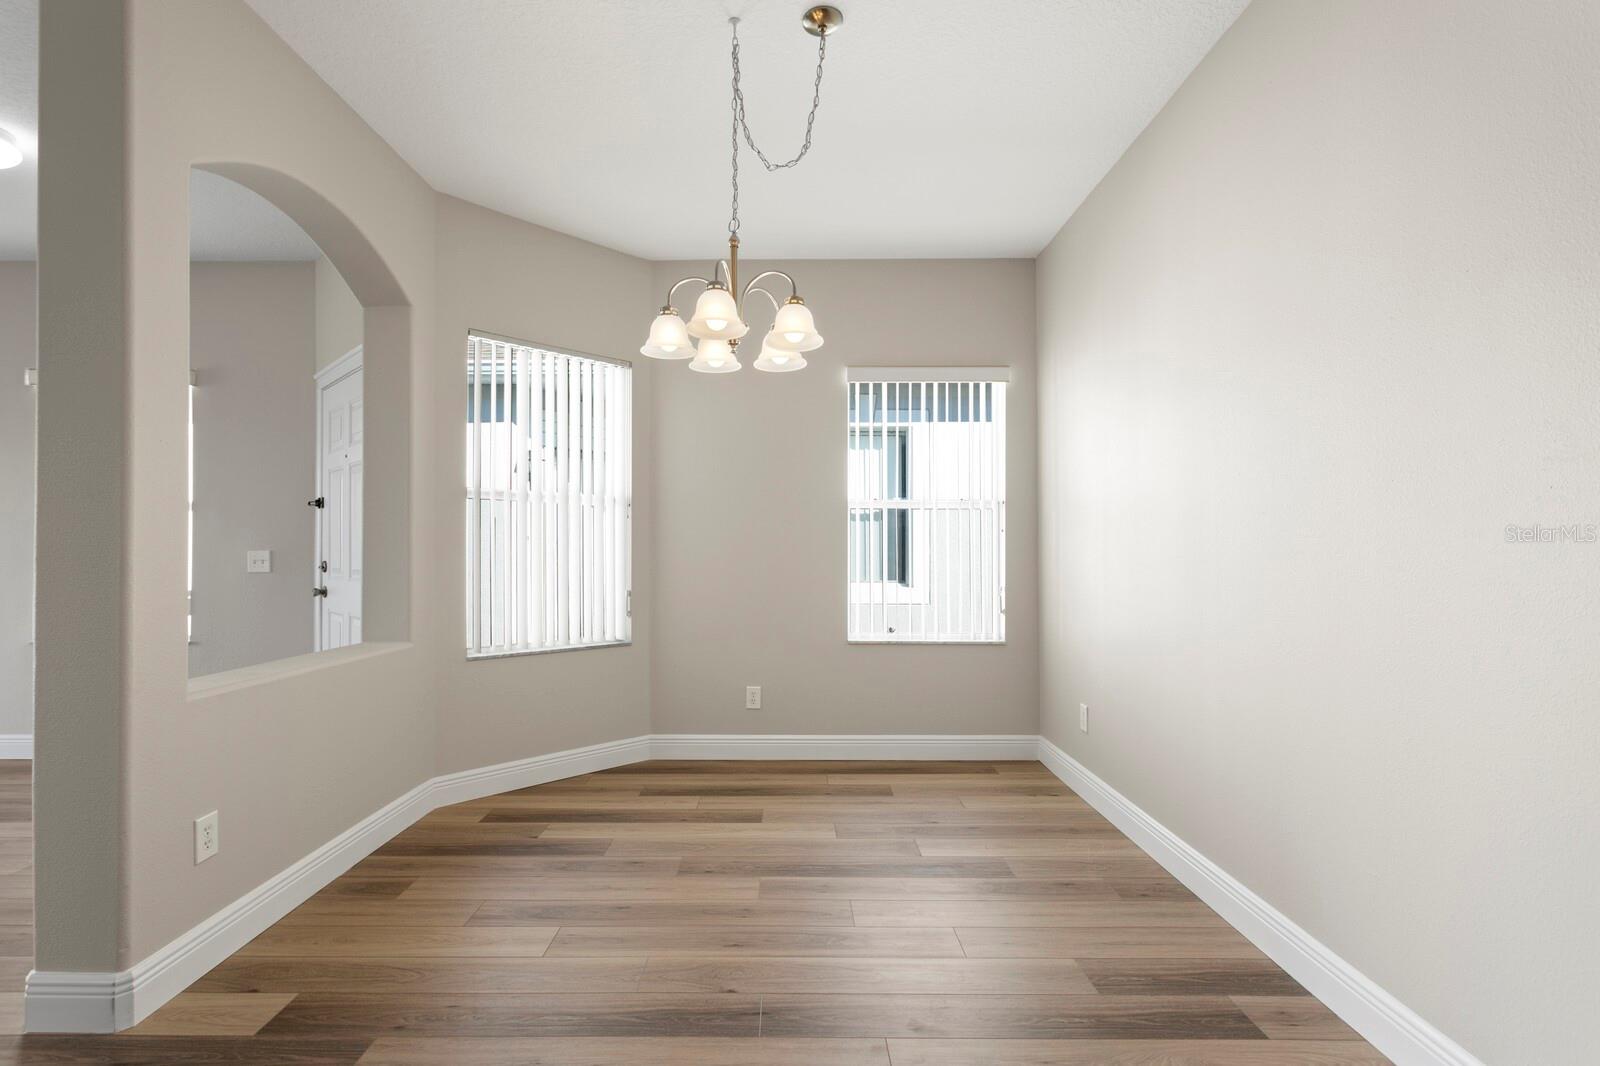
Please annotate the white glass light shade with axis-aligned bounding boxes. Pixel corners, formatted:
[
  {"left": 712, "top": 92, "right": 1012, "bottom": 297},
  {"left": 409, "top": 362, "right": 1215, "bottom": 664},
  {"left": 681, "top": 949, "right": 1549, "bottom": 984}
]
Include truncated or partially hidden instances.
[
  {"left": 765, "top": 298, "right": 823, "bottom": 352},
  {"left": 0, "top": 130, "right": 21, "bottom": 170},
  {"left": 640, "top": 309, "right": 693, "bottom": 359},
  {"left": 753, "top": 331, "right": 807, "bottom": 373},
  {"left": 686, "top": 285, "right": 749, "bottom": 341},
  {"left": 688, "top": 337, "right": 741, "bottom": 374}
]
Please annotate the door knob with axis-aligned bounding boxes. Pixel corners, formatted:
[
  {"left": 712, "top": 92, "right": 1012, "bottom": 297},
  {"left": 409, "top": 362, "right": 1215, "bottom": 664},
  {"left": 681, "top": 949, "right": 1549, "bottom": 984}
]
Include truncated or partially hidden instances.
[
  {"left": 312, "top": 585, "right": 328, "bottom": 598},
  {"left": 307, "top": 496, "right": 325, "bottom": 509}
]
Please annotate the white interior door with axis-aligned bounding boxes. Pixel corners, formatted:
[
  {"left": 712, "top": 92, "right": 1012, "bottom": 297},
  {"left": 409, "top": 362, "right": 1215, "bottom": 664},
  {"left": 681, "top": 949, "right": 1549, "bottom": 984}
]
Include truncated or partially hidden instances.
[{"left": 317, "top": 361, "right": 363, "bottom": 650}]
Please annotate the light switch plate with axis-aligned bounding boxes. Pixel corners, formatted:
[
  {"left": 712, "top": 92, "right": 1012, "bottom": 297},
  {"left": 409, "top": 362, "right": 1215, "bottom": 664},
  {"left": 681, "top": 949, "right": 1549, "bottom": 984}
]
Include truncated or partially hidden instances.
[{"left": 246, "top": 550, "right": 272, "bottom": 573}]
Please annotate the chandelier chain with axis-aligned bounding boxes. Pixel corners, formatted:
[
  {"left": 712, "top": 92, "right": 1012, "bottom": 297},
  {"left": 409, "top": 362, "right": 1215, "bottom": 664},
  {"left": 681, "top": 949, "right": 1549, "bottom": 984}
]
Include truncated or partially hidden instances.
[{"left": 728, "top": 17, "right": 830, "bottom": 238}]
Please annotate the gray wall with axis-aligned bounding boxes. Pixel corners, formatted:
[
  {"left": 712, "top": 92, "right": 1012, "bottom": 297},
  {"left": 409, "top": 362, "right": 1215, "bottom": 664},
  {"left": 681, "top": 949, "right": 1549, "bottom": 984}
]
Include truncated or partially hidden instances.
[
  {"left": 314, "top": 253, "right": 362, "bottom": 371},
  {"left": 430, "top": 195, "right": 656, "bottom": 773},
  {"left": 188, "top": 262, "right": 316, "bottom": 678},
  {"left": 0, "top": 263, "right": 34, "bottom": 739},
  {"left": 650, "top": 258, "right": 1038, "bottom": 736},
  {"left": 1035, "top": 2, "right": 1600, "bottom": 1062}
]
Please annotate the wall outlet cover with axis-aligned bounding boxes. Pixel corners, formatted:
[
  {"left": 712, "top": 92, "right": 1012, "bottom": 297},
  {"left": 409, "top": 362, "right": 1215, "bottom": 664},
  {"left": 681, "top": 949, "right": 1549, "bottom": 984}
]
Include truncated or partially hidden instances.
[
  {"left": 745, "top": 686, "right": 762, "bottom": 710},
  {"left": 246, "top": 550, "right": 272, "bottom": 573},
  {"left": 195, "top": 811, "right": 219, "bottom": 864}
]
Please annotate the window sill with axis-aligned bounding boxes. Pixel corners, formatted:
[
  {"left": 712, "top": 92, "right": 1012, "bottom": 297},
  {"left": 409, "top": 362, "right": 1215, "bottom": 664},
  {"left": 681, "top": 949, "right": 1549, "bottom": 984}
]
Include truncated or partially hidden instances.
[
  {"left": 848, "top": 639, "right": 1007, "bottom": 646},
  {"left": 467, "top": 640, "right": 632, "bottom": 662},
  {"left": 187, "top": 641, "right": 412, "bottom": 701}
]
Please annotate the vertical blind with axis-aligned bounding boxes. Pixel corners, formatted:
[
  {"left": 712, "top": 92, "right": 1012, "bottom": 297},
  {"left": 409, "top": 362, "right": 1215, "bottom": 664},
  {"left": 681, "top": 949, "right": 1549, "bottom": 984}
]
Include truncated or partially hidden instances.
[
  {"left": 847, "top": 371, "right": 1007, "bottom": 643},
  {"left": 466, "top": 333, "right": 632, "bottom": 657}
]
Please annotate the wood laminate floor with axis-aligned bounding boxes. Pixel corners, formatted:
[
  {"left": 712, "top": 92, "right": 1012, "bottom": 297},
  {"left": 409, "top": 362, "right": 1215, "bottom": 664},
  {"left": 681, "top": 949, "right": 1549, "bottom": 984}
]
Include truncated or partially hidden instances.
[{"left": 0, "top": 759, "right": 1390, "bottom": 1064}]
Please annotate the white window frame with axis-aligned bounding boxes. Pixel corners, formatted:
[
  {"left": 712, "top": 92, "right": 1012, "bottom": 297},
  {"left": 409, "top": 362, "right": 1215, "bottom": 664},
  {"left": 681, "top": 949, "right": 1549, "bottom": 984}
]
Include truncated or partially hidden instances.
[
  {"left": 187, "top": 371, "right": 197, "bottom": 644},
  {"left": 465, "top": 332, "right": 632, "bottom": 659},
  {"left": 847, "top": 367, "right": 1008, "bottom": 645}
]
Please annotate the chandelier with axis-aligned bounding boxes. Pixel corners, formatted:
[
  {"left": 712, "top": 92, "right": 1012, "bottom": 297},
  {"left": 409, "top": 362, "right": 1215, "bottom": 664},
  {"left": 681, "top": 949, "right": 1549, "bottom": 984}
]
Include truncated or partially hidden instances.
[{"left": 640, "top": 6, "right": 843, "bottom": 375}]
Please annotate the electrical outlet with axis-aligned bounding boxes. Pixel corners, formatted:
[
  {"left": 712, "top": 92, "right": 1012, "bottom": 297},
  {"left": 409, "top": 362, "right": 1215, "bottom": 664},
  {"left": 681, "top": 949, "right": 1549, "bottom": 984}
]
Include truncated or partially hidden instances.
[
  {"left": 1079, "top": 703, "right": 1089, "bottom": 733},
  {"left": 195, "top": 811, "right": 219, "bottom": 864},
  {"left": 745, "top": 685, "right": 762, "bottom": 710},
  {"left": 245, "top": 550, "right": 272, "bottom": 573}
]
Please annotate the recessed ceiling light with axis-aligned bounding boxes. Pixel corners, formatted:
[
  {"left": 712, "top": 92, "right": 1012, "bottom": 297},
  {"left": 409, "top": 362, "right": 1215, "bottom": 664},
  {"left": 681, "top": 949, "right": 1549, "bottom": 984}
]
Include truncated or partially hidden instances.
[{"left": 0, "top": 129, "right": 22, "bottom": 170}]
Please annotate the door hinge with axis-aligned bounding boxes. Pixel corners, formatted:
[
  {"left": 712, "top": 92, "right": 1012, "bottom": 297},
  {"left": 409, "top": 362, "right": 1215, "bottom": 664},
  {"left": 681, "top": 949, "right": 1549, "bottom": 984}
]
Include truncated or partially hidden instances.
[{"left": 626, "top": 591, "right": 633, "bottom": 618}]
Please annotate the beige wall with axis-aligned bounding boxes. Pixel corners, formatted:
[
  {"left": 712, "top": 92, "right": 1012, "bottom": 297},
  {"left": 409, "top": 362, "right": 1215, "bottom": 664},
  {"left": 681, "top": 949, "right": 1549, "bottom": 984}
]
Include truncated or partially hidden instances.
[
  {"left": 650, "top": 258, "right": 1038, "bottom": 736},
  {"left": 38, "top": 0, "right": 439, "bottom": 971},
  {"left": 1035, "top": 2, "right": 1600, "bottom": 1062},
  {"left": 0, "top": 263, "right": 33, "bottom": 738},
  {"left": 314, "top": 254, "right": 362, "bottom": 371},
  {"left": 36, "top": 0, "right": 129, "bottom": 972},
  {"left": 188, "top": 262, "right": 317, "bottom": 678},
  {"left": 430, "top": 196, "right": 655, "bottom": 772}
]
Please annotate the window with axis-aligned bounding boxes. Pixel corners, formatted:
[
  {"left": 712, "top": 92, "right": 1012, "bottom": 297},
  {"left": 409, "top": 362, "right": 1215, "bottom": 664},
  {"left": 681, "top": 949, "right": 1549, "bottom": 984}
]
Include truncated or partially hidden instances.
[
  {"left": 847, "top": 370, "right": 1006, "bottom": 643},
  {"left": 466, "top": 333, "right": 631, "bottom": 657},
  {"left": 187, "top": 378, "right": 195, "bottom": 642}
]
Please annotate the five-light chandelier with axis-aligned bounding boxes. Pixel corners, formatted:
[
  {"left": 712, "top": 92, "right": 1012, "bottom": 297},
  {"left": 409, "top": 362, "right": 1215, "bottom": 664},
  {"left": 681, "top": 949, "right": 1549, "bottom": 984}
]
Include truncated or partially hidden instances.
[{"left": 640, "top": 5, "right": 844, "bottom": 375}]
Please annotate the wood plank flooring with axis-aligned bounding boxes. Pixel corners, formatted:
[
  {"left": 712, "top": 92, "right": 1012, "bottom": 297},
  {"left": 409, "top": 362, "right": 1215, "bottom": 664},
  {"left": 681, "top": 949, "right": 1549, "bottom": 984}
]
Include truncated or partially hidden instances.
[
  {"left": 0, "top": 759, "right": 1389, "bottom": 1064},
  {"left": 0, "top": 761, "right": 29, "bottom": 1041}
]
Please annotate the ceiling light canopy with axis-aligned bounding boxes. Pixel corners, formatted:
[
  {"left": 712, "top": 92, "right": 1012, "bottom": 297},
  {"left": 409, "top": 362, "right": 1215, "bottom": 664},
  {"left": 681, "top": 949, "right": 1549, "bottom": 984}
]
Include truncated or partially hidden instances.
[
  {"left": 640, "top": 6, "right": 844, "bottom": 376},
  {"left": 0, "top": 130, "right": 22, "bottom": 171}
]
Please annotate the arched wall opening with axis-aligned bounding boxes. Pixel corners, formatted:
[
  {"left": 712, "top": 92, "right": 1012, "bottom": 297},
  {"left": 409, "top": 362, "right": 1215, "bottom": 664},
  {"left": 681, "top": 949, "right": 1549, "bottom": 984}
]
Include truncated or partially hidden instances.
[{"left": 190, "top": 162, "right": 413, "bottom": 666}]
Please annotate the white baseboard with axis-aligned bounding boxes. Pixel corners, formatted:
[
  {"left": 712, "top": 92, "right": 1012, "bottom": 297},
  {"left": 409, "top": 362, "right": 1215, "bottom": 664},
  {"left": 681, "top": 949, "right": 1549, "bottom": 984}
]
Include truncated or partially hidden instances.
[
  {"left": 19, "top": 972, "right": 129, "bottom": 1034},
  {"left": 26, "top": 779, "right": 435, "bottom": 1033},
  {"left": 1035, "top": 737, "right": 1482, "bottom": 1066},
  {"left": 26, "top": 733, "right": 650, "bottom": 1033},
  {"left": 650, "top": 733, "right": 1039, "bottom": 761},
  {"left": 29, "top": 728, "right": 1476, "bottom": 1064},
  {"left": 0, "top": 734, "right": 32, "bottom": 760},
  {"left": 429, "top": 734, "right": 652, "bottom": 809}
]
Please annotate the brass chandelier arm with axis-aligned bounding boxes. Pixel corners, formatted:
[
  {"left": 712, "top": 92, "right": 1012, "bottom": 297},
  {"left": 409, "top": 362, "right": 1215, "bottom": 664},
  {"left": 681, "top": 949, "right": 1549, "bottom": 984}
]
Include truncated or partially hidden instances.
[
  {"left": 740, "top": 270, "right": 799, "bottom": 316},
  {"left": 665, "top": 275, "right": 714, "bottom": 310},
  {"left": 743, "top": 285, "right": 783, "bottom": 317},
  {"left": 743, "top": 270, "right": 798, "bottom": 300},
  {"left": 662, "top": 254, "right": 741, "bottom": 311}
]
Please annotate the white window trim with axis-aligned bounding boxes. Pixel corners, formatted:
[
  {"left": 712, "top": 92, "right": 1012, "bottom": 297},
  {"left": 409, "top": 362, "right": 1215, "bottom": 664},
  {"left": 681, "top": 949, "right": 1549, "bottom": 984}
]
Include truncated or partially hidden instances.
[
  {"left": 848, "top": 365, "right": 1012, "bottom": 383},
  {"left": 847, "top": 372, "right": 1008, "bottom": 645}
]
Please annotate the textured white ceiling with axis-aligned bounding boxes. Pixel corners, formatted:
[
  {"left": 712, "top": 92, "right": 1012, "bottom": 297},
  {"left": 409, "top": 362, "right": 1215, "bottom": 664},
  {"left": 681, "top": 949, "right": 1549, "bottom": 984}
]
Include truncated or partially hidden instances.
[
  {"left": 0, "top": 0, "right": 322, "bottom": 261},
  {"left": 1, "top": 0, "right": 1248, "bottom": 262},
  {"left": 0, "top": 0, "right": 38, "bottom": 259},
  {"left": 188, "top": 170, "right": 325, "bottom": 262},
  {"left": 244, "top": 0, "right": 1248, "bottom": 260}
]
